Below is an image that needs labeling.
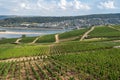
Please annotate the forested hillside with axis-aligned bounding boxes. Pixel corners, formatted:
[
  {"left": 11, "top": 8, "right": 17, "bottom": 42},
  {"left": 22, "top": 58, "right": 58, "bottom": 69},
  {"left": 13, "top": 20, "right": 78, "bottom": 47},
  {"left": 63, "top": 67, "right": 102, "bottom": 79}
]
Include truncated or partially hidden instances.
[{"left": 0, "top": 13, "right": 120, "bottom": 28}]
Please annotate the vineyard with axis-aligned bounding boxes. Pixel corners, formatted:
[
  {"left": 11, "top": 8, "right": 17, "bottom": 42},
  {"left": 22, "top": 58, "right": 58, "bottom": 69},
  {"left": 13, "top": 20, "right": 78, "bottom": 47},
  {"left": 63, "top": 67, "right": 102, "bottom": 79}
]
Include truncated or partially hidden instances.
[
  {"left": 0, "top": 57, "right": 80, "bottom": 80},
  {"left": 36, "top": 34, "right": 56, "bottom": 43},
  {"left": 20, "top": 37, "right": 37, "bottom": 43},
  {"left": 88, "top": 26, "right": 120, "bottom": 38},
  {"left": 0, "top": 25, "right": 120, "bottom": 80},
  {"left": 0, "top": 44, "right": 49, "bottom": 60},
  {"left": 112, "top": 25, "right": 120, "bottom": 30},
  {"left": 59, "top": 28, "right": 89, "bottom": 39},
  {"left": 50, "top": 41, "right": 120, "bottom": 54},
  {"left": 0, "top": 38, "right": 17, "bottom": 44},
  {"left": 51, "top": 48, "right": 120, "bottom": 80}
]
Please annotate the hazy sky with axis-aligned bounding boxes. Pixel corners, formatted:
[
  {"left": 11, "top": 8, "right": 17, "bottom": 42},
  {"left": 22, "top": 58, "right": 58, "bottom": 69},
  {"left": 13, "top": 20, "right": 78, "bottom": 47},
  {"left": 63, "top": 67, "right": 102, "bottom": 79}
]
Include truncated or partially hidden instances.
[{"left": 0, "top": 0, "right": 120, "bottom": 16}]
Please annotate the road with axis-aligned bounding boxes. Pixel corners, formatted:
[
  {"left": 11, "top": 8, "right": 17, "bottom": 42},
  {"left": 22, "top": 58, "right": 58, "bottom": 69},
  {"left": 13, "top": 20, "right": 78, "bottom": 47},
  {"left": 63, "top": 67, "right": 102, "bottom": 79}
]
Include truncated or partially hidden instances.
[
  {"left": 80, "top": 26, "right": 95, "bottom": 41},
  {"left": 55, "top": 34, "right": 59, "bottom": 43}
]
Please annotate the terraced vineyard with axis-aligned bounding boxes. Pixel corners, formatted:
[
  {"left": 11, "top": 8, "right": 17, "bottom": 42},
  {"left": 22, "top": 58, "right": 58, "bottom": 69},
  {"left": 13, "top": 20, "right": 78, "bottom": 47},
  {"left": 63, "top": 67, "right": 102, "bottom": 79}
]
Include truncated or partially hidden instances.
[
  {"left": 36, "top": 34, "right": 56, "bottom": 43},
  {"left": 0, "top": 47, "right": 120, "bottom": 80},
  {"left": 20, "top": 37, "right": 37, "bottom": 43},
  {"left": 0, "top": 38, "right": 17, "bottom": 44},
  {"left": 89, "top": 26, "right": 120, "bottom": 38},
  {"left": 0, "top": 58, "right": 79, "bottom": 80},
  {"left": 51, "top": 48, "right": 120, "bottom": 80},
  {"left": 112, "top": 25, "right": 120, "bottom": 30},
  {"left": 0, "top": 25, "right": 120, "bottom": 80},
  {"left": 59, "top": 28, "right": 89, "bottom": 39},
  {"left": 50, "top": 41, "right": 120, "bottom": 54},
  {"left": 0, "top": 44, "right": 49, "bottom": 60}
]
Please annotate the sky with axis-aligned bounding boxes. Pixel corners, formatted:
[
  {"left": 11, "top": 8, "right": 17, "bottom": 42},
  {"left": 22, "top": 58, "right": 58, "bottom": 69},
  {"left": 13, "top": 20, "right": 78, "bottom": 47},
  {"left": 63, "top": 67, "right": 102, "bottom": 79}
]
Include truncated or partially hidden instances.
[{"left": 0, "top": 0, "right": 120, "bottom": 16}]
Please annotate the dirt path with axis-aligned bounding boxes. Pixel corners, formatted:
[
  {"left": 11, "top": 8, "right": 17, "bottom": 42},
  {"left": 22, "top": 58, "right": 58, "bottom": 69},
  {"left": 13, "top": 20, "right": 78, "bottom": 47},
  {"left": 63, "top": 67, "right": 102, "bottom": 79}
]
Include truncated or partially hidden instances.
[
  {"left": 14, "top": 38, "right": 22, "bottom": 44},
  {"left": 31, "top": 37, "right": 39, "bottom": 44},
  {"left": 55, "top": 34, "right": 59, "bottom": 43},
  {"left": 80, "top": 26, "right": 95, "bottom": 41}
]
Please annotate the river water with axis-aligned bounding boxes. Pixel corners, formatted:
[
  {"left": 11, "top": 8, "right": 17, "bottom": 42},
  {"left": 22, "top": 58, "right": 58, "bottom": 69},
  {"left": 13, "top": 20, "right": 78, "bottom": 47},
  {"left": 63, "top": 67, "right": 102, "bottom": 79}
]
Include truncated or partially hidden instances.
[{"left": 0, "top": 27, "right": 68, "bottom": 38}]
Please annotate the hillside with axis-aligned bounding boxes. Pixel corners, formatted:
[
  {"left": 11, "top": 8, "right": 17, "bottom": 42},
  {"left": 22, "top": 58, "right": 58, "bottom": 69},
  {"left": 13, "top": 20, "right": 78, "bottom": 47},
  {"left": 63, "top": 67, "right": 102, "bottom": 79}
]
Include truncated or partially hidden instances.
[
  {"left": 0, "top": 25, "right": 120, "bottom": 80},
  {"left": 0, "top": 13, "right": 120, "bottom": 28},
  {"left": 0, "top": 15, "right": 15, "bottom": 20}
]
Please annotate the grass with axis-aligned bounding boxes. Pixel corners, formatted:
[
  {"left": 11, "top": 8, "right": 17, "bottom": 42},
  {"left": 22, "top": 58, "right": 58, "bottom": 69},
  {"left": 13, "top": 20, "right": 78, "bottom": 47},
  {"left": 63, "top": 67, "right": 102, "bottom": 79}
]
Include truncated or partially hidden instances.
[
  {"left": 112, "top": 25, "right": 120, "bottom": 30},
  {"left": 0, "top": 44, "right": 49, "bottom": 60},
  {"left": 0, "top": 38, "right": 17, "bottom": 44},
  {"left": 36, "top": 34, "right": 55, "bottom": 43},
  {"left": 89, "top": 26, "right": 120, "bottom": 38},
  {"left": 20, "top": 37, "right": 37, "bottom": 43},
  {"left": 51, "top": 48, "right": 120, "bottom": 80},
  {"left": 59, "top": 28, "right": 89, "bottom": 39},
  {"left": 50, "top": 41, "right": 120, "bottom": 54},
  {"left": 0, "top": 25, "right": 120, "bottom": 80}
]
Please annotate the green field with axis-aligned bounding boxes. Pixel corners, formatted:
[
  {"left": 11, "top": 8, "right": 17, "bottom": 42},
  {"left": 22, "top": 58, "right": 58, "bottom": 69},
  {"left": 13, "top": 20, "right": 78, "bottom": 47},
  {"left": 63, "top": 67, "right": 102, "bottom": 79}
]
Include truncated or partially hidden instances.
[
  {"left": 20, "top": 37, "right": 37, "bottom": 43},
  {"left": 112, "top": 25, "right": 120, "bottom": 30},
  {"left": 89, "top": 26, "right": 120, "bottom": 38},
  {"left": 0, "top": 38, "right": 17, "bottom": 44},
  {"left": 59, "top": 28, "right": 89, "bottom": 39},
  {"left": 0, "top": 44, "right": 49, "bottom": 59},
  {"left": 50, "top": 41, "right": 120, "bottom": 54},
  {"left": 52, "top": 48, "right": 120, "bottom": 80},
  {"left": 36, "top": 34, "right": 55, "bottom": 43},
  {"left": 0, "top": 25, "right": 120, "bottom": 80}
]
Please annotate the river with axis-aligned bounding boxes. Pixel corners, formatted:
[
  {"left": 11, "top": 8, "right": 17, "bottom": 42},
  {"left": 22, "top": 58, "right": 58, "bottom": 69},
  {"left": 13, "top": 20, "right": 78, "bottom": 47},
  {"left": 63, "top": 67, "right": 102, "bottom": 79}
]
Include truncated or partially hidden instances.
[{"left": 0, "top": 27, "right": 68, "bottom": 38}]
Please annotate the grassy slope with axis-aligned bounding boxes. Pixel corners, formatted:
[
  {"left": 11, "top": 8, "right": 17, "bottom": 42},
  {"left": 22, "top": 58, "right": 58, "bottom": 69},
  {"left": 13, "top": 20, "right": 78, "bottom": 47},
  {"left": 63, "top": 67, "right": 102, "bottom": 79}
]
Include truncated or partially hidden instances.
[
  {"left": 0, "top": 38, "right": 17, "bottom": 44},
  {"left": 112, "top": 25, "right": 120, "bottom": 30},
  {"left": 0, "top": 25, "right": 120, "bottom": 80},
  {"left": 0, "top": 44, "right": 49, "bottom": 59},
  {"left": 50, "top": 41, "right": 120, "bottom": 54},
  {"left": 89, "top": 26, "right": 120, "bottom": 38},
  {"left": 36, "top": 34, "right": 55, "bottom": 43},
  {"left": 52, "top": 48, "right": 120, "bottom": 80},
  {"left": 20, "top": 37, "right": 37, "bottom": 43},
  {"left": 59, "top": 28, "right": 89, "bottom": 39}
]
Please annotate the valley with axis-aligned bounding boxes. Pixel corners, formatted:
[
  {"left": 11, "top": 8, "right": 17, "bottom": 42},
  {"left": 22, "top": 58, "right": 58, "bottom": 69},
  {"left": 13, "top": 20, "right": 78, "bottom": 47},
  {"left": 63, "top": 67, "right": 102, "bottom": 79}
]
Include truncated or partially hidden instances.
[{"left": 0, "top": 25, "right": 120, "bottom": 80}]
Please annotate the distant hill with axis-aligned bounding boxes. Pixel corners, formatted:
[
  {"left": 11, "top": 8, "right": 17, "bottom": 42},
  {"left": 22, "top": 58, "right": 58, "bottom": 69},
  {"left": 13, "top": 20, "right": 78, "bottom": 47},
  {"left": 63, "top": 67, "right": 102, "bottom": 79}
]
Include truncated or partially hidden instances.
[
  {"left": 0, "top": 16, "right": 9, "bottom": 20},
  {"left": 0, "top": 13, "right": 120, "bottom": 27},
  {"left": 0, "top": 16, "right": 15, "bottom": 20}
]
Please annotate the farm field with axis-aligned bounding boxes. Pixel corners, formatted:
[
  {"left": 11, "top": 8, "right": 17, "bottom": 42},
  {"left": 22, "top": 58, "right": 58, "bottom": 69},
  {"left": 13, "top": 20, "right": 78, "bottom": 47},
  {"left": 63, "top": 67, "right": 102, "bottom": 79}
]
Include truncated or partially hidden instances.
[
  {"left": 0, "top": 47, "right": 120, "bottom": 80},
  {"left": 0, "top": 38, "right": 17, "bottom": 44},
  {"left": 88, "top": 26, "right": 120, "bottom": 38},
  {"left": 36, "top": 34, "right": 56, "bottom": 43},
  {"left": 0, "top": 25, "right": 120, "bottom": 80},
  {"left": 59, "top": 28, "right": 89, "bottom": 39},
  {"left": 52, "top": 48, "right": 120, "bottom": 80},
  {"left": 0, "top": 44, "right": 49, "bottom": 60},
  {"left": 112, "top": 25, "right": 120, "bottom": 30},
  {"left": 20, "top": 37, "right": 37, "bottom": 43}
]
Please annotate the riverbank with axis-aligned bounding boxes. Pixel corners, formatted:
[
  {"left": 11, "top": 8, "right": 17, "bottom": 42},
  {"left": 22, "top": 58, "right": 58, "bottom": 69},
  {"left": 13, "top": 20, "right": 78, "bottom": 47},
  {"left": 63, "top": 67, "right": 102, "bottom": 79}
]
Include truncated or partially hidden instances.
[
  {"left": 0, "top": 31, "right": 42, "bottom": 34},
  {"left": 0, "top": 27, "right": 69, "bottom": 38},
  {"left": 0, "top": 26, "right": 66, "bottom": 30}
]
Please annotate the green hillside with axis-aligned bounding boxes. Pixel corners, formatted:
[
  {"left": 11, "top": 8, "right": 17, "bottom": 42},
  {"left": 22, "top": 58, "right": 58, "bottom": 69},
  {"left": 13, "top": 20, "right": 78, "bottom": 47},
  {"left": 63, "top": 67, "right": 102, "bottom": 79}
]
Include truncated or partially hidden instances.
[
  {"left": 36, "top": 34, "right": 56, "bottom": 43},
  {"left": 59, "top": 28, "right": 89, "bottom": 39},
  {"left": 0, "top": 25, "right": 120, "bottom": 80},
  {"left": 89, "top": 26, "right": 120, "bottom": 38},
  {"left": 0, "top": 38, "right": 17, "bottom": 44},
  {"left": 20, "top": 37, "right": 37, "bottom": 43}
]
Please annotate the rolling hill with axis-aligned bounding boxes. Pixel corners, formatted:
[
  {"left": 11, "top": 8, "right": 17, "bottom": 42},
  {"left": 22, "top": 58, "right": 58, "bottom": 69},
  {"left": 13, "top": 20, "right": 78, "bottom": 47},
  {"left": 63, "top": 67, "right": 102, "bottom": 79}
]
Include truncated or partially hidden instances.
[
  {"left": 0, "top": 13, "right": 120, "bottom": 28},
  {"left": 0, "top": 25, "right": 120, "bottom": 80}
]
